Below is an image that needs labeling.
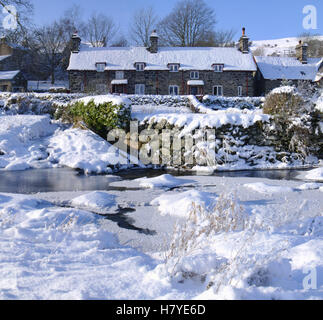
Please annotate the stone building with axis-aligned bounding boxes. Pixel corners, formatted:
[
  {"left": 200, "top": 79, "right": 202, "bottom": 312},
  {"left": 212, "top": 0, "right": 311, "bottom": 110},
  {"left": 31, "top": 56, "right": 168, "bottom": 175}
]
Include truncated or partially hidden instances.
[
  {"left": 68, "top": 30, "right": 323, "bottom": 97},
  {"left": 68, "top": 29, "right": 258, "bottom": 96},
  {"left": 255, "top": 41, "right": 323, "bottom": 95},
  {"left": 0, "top": 37, "right": 27, "bottom": 92}
]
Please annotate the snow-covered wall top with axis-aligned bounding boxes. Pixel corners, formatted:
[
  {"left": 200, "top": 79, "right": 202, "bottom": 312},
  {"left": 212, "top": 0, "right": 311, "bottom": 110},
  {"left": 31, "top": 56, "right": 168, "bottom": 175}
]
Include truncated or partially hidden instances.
[
  {"left": 255, "top": 56, "right": 322, "bottom": 81},
  {"left": 68, "top": 46, "right": 257, "bottom": 72}
]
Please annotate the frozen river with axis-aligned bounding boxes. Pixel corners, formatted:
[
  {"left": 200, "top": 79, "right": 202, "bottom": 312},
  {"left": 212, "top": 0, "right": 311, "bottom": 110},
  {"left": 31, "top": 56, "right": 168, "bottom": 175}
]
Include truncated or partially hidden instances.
[{"left": 0, "top": 167, "right": 313, "bottom": 194}]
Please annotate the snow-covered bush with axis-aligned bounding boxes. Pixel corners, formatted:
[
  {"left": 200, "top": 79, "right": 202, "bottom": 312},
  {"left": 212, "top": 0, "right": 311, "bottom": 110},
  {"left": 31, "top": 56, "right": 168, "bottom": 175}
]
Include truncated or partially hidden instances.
[
  {"left": 165, "top": 192, "right": 249, "bottom": 280},
  {"left": 58, "top": 99, "right": 131, "bottom": 138},
  {"left": 203, "top": 96, "right": 264, "bottom": 110},
  {"left": 127, "top": 95, "right": 189, "bottom": 108},
  {"left": 263, "top": 85, "right": 322, "bottom": 158},
  {"left": 263, "top": 86, "right": 305, "bottom": 116},
  {"left": 0, "top": 93, "right": 85, "bottom": 116}
]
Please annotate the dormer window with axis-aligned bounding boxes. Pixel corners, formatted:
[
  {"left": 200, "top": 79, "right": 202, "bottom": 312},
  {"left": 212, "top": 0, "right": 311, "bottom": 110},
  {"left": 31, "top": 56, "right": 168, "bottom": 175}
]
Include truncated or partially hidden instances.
[
  {"left": 96, "top": 63, "right": 106, "bottom": 72},
  {"left": 213, "top": 64, "right": 224, "bottom": 72},
  {"left": 169, "top": 64, "right": 179, "bottom": 72},
  {"left": 135, "top": 63, "right": 145, "bottom": 71},
  {"left": 190, "top": 71, "right": 199, "bottom": 79}
]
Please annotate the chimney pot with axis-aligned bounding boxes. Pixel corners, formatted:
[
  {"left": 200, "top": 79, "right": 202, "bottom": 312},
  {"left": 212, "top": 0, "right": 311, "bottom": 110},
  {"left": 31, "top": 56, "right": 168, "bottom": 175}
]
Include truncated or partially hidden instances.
[{"left": 149, "top": 30, "right": 158, "bottom": 53}]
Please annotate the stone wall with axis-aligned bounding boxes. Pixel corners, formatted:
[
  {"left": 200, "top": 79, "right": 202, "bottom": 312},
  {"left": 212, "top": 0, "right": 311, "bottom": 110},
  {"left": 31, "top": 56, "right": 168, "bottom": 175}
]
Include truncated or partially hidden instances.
[
  {"left": 69, "top": 69, "right": 256, "bottom": 97},
  {"left": 133, "top": 115, "right": 322, "bottom": 168}
]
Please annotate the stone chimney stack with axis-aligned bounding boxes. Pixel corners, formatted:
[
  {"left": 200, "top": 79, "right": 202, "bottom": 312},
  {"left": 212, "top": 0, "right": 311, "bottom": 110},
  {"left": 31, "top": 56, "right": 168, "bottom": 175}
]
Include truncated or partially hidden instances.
[
  {"left": 71, "top": 32, "right": 81, "bottom": 53},
  {"left": 239, "top": 27, "right": 249, "bottom": 54},
  {"left": 149, "top": 30, "right": 158, "bottom": 54},
  {"left": 296, "top": 40, "right": 308, "bottom": 64}
]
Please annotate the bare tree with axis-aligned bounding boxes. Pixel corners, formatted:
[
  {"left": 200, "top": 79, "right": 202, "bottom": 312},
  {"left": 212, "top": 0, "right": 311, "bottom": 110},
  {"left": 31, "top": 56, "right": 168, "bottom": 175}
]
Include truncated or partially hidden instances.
[
  {"left": 111, "top": 36, "right": 128, "bottom": 47},
  {"left": 195, "top": 29, "right": 236, "bottom": 47},
  {"left": 84, "top": 13, "right": 117, "bottom": 47},
  {"left": 298, "top": 32, "right": 323, "bottom": 58},
  {"left": 0, "top": 0, "right": 33, "bottom": 44},
  {"left": 157, "top": 0, "right": 217, "bottom": 47},
  {"left": 59, "top": 4, "right": 86, "bottom": 41},
  {"left": 33, "top": 21, "right": 66, "bottom": 84},
  {"left": 129, "top": 6, "right": 158, "bottom": 46}
]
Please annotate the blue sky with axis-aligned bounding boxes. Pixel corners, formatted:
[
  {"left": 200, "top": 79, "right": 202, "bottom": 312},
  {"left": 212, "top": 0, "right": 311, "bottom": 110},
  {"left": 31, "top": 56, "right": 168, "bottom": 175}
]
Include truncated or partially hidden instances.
[{"left": 29, "top": 0, "right": 322, "bottom": 41}]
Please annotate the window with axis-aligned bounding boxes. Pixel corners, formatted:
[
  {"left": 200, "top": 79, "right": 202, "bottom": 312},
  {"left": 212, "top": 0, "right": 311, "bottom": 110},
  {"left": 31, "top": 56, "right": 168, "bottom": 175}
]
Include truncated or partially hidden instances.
[
  {"left": 238, "top": 86, "right": 242, "bottom": 97},
  {"left": 135, "top": 84, "right": 145, "bottom": 95},
  {"left": 169, "top": 85, "right": 179, "bottom": 95},
  {"left": 190, "top": 71, "right": 199, "bottom": 79},
  {"left": 135, "top": 63, "right": 145, "bottom": 71},
  {"left": 169, "top": 64, "right": 179, "bottom": 72},
  {"left": 213, "top": 85, "right": 223, "bottom": 96},
  {"left": 115, "top": 71, "right": 124, "bottom": 79},
  {"left": 214, "top": 64, "right": 224, "bottom": 72},
  {"left": 96, "top": 63, "right": 106, "bottom": 72}
]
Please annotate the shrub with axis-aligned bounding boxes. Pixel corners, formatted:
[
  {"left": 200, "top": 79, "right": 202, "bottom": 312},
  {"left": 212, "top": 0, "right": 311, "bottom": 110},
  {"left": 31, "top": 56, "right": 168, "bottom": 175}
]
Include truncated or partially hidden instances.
[
  {"left": 165, "top": 192, "right": 249, "bottom": 279},
  {"left": 58, "top": 99, "right": 131, "bottom": 138},
  {"left": 263, "top": 86, "right": 305, "bottom": 117}
]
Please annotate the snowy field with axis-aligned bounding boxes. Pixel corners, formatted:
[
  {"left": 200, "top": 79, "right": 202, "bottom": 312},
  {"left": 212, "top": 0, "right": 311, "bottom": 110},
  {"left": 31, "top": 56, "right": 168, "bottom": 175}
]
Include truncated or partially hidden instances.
[
  {"left": 0, "top": 173, "right": 322, "bottom": 300},
  {"left": 0, "top": 95, "right": 322, "bottom": 300}
]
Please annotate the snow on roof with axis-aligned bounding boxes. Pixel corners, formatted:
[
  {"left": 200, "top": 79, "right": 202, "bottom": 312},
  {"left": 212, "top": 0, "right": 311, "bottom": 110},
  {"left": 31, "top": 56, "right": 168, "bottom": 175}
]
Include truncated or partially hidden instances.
[
  {"left": 0, "top": 70, "right": 20, "bottom": 80},
  {"left": 255, "top": 56, "right": 322, "bottom": 81},
  {"left": 68, "top": 46, "right": 257, "bottom": 72},
  {"left": 0, "top": 55, "right": 10, "bottom": 62}
]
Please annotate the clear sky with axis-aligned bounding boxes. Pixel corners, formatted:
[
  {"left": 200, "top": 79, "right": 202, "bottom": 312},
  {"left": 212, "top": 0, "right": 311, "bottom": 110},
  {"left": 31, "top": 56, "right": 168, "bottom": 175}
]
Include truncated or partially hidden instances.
[{"left": 29, "top": 0, "right": 322, "bottom": 41}]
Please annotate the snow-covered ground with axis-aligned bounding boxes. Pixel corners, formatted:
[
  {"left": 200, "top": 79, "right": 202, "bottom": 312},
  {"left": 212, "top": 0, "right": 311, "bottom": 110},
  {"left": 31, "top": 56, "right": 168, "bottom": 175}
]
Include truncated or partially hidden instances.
[
  {"left": 0, "top": 174, "right": 322, "bottom": 300},
  {"left": 0, "top": 94, "right": 322, "bottom": 300},
  {"left": 251, "top": 36, "right": 323, "bottom": 56},
  {"left": 0, "top": 115, "right": 138, "bottom": 174}
]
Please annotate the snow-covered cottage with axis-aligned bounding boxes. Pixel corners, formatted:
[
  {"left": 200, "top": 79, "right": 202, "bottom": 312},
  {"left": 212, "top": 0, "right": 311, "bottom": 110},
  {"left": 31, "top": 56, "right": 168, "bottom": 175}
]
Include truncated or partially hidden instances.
[
  {"left": 68, "top": 28, "right": 258, "bottom": 96},
  {"left": 0, "top": 37, "right": 27, "bottom": 92},
  {"left": 255, "top": 41, "right": 323, "bottom": 94},
  {"left": 68, "top": 30, "right": 323, "bottom": 97}
]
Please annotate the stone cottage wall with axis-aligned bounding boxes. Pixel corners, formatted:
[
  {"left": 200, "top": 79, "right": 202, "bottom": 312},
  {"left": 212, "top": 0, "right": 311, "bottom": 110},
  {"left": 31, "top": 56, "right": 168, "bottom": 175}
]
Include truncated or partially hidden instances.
[{"left": 69, "top": 69, "right": 256, "bottom": 97}]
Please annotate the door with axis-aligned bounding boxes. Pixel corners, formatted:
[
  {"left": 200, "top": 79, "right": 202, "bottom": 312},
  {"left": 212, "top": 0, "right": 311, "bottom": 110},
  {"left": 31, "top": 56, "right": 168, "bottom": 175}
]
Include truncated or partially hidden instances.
[
  {"left": 190, "top": 86, "right": 198, "bottom": 95},
  {"left": 112, "top": 84, "right": 126, "bottom": 94}
]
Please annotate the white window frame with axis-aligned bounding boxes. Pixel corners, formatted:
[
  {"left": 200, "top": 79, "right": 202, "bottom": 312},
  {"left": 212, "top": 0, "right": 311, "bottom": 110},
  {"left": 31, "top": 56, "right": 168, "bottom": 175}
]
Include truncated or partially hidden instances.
[
  {"left": 169, "top": 64, "right": 179, "bottom": 72},
  {"left": 136, "top": 63, "right": 145, "bottom": 72},
  {"left": 169, "top": 85, "right": 179, "bottom": 95},
  {"left": 213, "top": 85, "right": 223, "bottom": 96},
  {"left": 214, "top": 64, "right": 224, "bottom": 72},
  {"left": 190, "top": 71, "right": 199, "bottom": 79},
  {"left": 115, "top": 71, "right": 124, "bottom": 80},
  {"left": 238, "top": 86, "right": 243, "bottom": 97},
  {"left": 135, "top": 84, "right": 145, "bottom": 95},
  {"left": 96, "top": 63, "right": 106, "bottom": 72}
]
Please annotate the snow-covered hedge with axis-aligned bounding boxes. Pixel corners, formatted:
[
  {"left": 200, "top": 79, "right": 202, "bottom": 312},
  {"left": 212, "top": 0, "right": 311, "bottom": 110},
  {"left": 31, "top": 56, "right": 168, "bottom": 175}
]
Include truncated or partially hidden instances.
[
  {"left": 202, "top": 95, "right": 264, "bottom": 110},
  {"left": 127, "top": 95, "right": 190, "bottom": 108},
  {"left": 57, "top": 96, "right": 131, "bottom": 138},
  {"left": 0, "top": 92, "right": 85, "bottom": 116}
]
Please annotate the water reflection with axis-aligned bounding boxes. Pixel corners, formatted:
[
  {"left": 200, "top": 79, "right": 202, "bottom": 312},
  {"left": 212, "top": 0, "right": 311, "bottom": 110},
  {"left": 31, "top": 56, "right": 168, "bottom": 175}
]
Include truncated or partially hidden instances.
[{"left": 0, "top": 167, "right": 314, "bottom": 194}]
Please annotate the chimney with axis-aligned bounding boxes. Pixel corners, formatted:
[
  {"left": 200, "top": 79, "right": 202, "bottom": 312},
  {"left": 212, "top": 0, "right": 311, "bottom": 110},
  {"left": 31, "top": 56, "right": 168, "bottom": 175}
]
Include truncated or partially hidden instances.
[
  {"left": 149, "top": 30, "right": 158, "bottom": 54},
  {"left": 239, "top": 27, "right": 249, "bottom": 54},
  {"left": 296, "top": 40, "right": 308, "bottom": 64},
  {"left": 71, "top": 32, "right": 81, "bottom": 53}
]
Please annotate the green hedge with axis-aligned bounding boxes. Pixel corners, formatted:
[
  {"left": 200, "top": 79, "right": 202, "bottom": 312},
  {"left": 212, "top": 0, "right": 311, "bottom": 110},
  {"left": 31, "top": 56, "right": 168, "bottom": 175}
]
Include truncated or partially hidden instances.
[{"left": 57, "top": 99, "right": 131, "bottom": 138}]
